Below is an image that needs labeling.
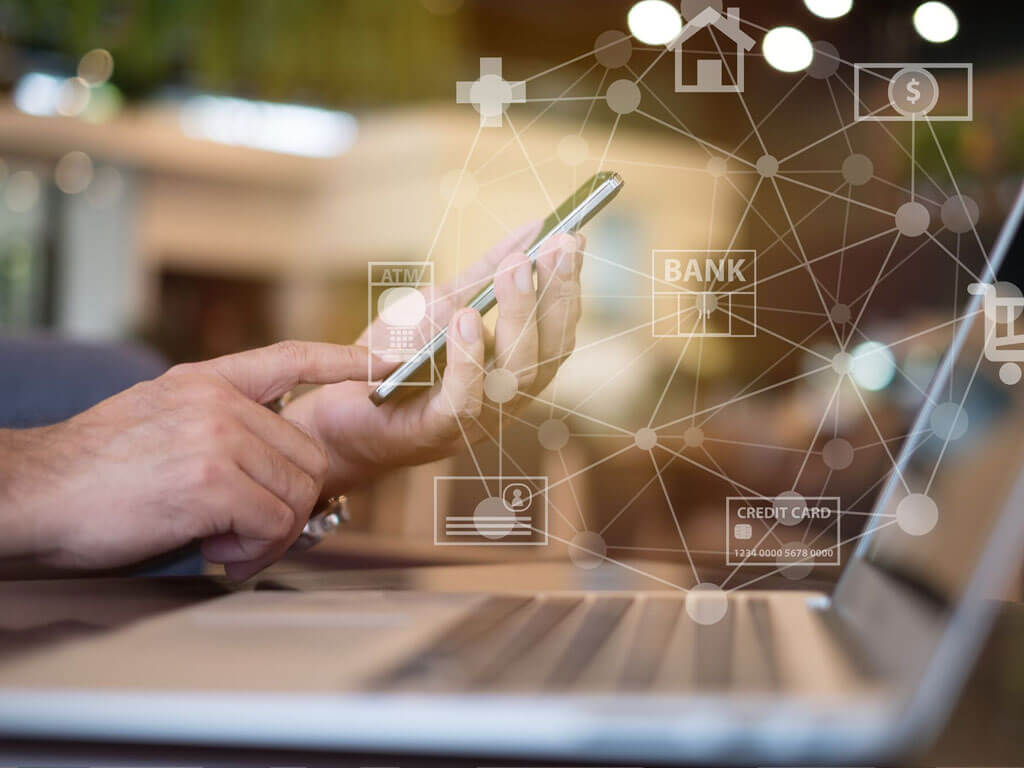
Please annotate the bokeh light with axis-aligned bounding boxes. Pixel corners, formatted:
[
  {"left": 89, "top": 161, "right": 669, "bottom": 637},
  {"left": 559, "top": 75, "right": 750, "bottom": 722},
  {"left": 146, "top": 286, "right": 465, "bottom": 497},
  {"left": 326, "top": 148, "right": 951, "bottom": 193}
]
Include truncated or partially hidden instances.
[
  {"left": 627, "top": 1, "right": 683, "bottom": 46},
  {"left": 762, "top": 27, "right": 814, "bottom": 72},
  {"left": 803, "top": 0, "right": 853, "bottom": 19},
  {"left": 913, "top": 2, "right": 958, "bottom": 43}
]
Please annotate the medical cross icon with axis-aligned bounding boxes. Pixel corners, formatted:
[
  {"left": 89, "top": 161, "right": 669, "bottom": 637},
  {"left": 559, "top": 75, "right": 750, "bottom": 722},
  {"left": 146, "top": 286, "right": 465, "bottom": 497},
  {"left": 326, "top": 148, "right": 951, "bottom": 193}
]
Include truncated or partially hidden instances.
[{"left": 456, "top": 57, "right": 526, "bottom": 128}]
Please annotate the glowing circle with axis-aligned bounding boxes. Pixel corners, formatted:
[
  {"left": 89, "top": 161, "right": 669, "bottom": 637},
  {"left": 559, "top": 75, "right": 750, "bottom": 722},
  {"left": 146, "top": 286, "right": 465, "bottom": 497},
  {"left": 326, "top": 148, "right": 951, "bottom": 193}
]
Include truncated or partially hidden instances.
[
  {"left": 377, "top": 286, "right": 427, "bottom": 326},
  {"left": 850, "top": 341, "right": 896, "bottom": 391},
  {"left": 804, "top": 0, "right": 852, "bottom": 19},
  {"left": 913, "top": 2, "right": 958, "bottom": 43},
  {"left": 686, "top": 583, "right": 728, "bottom": 625},
  {"left": 627, "top": 1, "right": 683, "bottom": 45},
  {"left": 762, "top": 27, "right": 813, "bottom": 73},
  {"left": 897, "top": 493, "right": 938, "bottom": 535},
  {"left": 569, "top": 531, "right": 607, "bottom": 569}
]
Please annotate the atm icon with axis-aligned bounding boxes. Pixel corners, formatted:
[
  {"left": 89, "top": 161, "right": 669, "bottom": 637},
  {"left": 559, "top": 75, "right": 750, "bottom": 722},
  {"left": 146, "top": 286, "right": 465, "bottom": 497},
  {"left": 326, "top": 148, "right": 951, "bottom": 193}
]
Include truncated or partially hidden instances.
[{"left": 651, "top": 249, "right": 757, "bottom": 338}]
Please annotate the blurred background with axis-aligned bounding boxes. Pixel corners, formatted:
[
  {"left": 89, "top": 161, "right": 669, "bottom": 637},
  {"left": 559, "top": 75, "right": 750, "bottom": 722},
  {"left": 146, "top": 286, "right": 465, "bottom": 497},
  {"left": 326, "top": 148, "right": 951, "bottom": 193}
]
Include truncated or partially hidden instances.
[{"left": 0, "top": 0, "right": 1021, "bottom": 579}]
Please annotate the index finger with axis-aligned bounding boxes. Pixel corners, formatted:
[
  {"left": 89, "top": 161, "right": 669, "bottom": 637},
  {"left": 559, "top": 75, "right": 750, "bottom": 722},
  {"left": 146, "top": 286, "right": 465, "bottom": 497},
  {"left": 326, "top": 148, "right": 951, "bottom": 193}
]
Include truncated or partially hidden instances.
[{"left": 204, "top": 341, "right": 387, "bottom": 404}]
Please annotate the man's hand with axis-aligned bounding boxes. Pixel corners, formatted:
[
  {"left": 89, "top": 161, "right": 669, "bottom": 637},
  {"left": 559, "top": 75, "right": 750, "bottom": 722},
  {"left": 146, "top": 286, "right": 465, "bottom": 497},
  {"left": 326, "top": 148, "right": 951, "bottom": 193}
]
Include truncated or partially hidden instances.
[
  {"left": 0, "top": 341, "right": 381, "bottom": 580},
  {"left": 283, "top": 222, "right": 586, "bottom": 495}
]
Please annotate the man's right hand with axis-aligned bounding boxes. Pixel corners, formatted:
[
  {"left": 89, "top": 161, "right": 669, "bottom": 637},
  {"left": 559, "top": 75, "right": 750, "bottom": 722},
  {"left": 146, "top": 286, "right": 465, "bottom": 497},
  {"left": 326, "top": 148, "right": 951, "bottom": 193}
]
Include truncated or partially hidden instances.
[{"left": 0, "top": 341, "right": 382, "bottom": 580}]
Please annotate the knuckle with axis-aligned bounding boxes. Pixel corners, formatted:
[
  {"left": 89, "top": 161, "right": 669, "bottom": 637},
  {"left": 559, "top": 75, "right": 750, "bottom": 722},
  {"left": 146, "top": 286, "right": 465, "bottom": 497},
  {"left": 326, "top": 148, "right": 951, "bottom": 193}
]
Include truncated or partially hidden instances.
[
  {"left": 272, "top": 339, "right": 307, "bottom": 368},
  {"left": 264, "top": 500, "right": 295, "bottom": 540},
  {"left": 191, "top": 455, "right": 227, "bottom": 489}
]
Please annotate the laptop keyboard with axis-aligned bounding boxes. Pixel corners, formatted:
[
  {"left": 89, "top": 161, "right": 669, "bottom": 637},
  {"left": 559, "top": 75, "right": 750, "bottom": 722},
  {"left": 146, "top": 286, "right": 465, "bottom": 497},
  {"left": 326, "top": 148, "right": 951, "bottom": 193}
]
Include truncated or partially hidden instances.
[{"left": 376, "top": 594, "right": 780, "bottom": 693}]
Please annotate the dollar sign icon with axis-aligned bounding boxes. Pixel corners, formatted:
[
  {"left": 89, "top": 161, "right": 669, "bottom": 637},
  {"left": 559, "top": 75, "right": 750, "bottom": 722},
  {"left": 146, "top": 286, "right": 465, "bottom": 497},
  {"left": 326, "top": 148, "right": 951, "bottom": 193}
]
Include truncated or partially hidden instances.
[
  {"left": 905, "top": 77, "right": 921, "bottom": 105},
  {"left": 888, "top": 67, "right": 938, "bottom": 117}
]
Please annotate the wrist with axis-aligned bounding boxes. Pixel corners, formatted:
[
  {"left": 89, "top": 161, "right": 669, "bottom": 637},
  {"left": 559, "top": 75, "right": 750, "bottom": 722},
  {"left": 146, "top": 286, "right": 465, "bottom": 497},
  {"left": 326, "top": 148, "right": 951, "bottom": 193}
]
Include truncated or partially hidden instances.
[{"left": 0, "top": 426, "right": 65, "bottom": 563}]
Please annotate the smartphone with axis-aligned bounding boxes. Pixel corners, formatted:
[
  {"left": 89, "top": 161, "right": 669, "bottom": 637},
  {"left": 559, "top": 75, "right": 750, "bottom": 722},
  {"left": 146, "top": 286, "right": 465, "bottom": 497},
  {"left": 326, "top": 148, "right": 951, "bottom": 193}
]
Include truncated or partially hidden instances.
[{"left": 369, "top": 171, "right": 624, "bottom": 406}]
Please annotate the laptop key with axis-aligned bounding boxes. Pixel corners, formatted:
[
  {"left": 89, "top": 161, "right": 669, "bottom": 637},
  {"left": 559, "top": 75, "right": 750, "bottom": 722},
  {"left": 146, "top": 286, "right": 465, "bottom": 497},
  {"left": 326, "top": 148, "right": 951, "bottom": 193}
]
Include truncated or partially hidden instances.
[
  {"left": 692, "top": 597, "right": 734, "bottom": 688},
  {"left": 468, "top": 596, "right": 583, "bottom": 687},
  {"left": 619, "top": 597, "right": 683, "bottom": 689},
  {"left": 546, "top": 596, "right": 632, "bottom": 688}
]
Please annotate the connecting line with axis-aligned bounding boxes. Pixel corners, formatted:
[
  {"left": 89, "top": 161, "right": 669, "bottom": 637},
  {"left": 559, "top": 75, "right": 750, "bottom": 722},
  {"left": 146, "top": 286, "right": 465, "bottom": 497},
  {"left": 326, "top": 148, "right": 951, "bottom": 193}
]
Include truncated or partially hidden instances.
[
  {"left": 792, "top": 377, "right": 843, "bottom": 490},
  {"left": 477, "top": 156, "right": 559, "bottom": 189},
  {"left": 696, "top": 319, "right": 832, "bottom": 430},
  {"left": 657, "top": 359, "right": 834, "bottom": 432},
  {"left": 924, "top": 115, "right": 993, "bottom": 275},
  {"left": 523, "top": 36, "right": 627, "bottom": 83},
  {"left": 776, "top": 103, "right": 889, "bottom": 165},
  {"left": 718, "top": 516, "right": 785, "bottom": 589},
  {"left": 543, "top": 443, "right": 637, "bottom": 497},
  {"left": 625, "top": 64, "right": 711, "bottom": 161},
  {"left": 836, "top": 183, "right": 852, "bottom": 299},
  {"left": 573, "top": 336, "right": 663, "bottom": 416},
  {"left": 842, "top": 230, "right": 944, "bottom": 315},
  {"left": 768, "top": 176, "right": 844, "bottom": 347},
  {"left": 831, "top": 75, "right": 945, "bottom": 194},
  {"left": 532, "top": 524, "right": 693, "bottom": 593},
  {"left": 647, "top": 313, "right": 703, "bottom": 429},
  {"left": 871, "top": 175, "right": 942, "bottom": 207},
  {"left": 925, "top": 231, "right": 984, "bottom": 284},
  {"left": 772, "top": 173, "right": 897, "bottom": 218},
  {"left": 579, "top": 67, "right": 609, "bottom": 136},
  {"left": 844, "top": 230, "right": 901, "bottom": 350},
  {"left": 846, "top": 325, "right": 938, "bottom": 406},
  {"left": 724, "top": 520, "right": 900, "bottom": 593},
  {"left": 710, "top": 27, "right": 767, "bottom": 157},
  {"left": 926, "top": 323, "right": 992, "bottom": 495},
  {"left": 654, "top": 441, "right": 774, "bottom": 503},
  {"left": 557, "top": 450, "right": 588, "bottom": 531},
  {"left": 911, "top": 113, "right": 916, "bottom": 201},
  {"left": 469, "top": 409, "right": 581, "bottom": 534},
  {"left": 505, "top": 113, "right": 556, "bottom": 212},
  {"left": 733, "top": 75, "right": 807, "bottom": 156},
  {"left": 635, "top": 109, "right": 756, "bottom": 168},
  {"left": 847, "top": 374, "right": 911, "bottom": 496},
  {"left": 699, "top": 445, "right": 786, "bottom": 549},
  {"left": 425, "top": 123, "right": 483, "bottom": 266},
  {"left": 476, "top": 62, "right": 599, "bottom": 177},
  {"left": 596, "top": 113, "right": 621, "bottom": 174},
  {"left": 825, "top": 78, "right": 853, "bottom": 154},
  {"left": 599, "top": 472, "right": 661, "bottom": 537},
  {"left": 649, "top": 451, "right": 701, "bottom": 584}
]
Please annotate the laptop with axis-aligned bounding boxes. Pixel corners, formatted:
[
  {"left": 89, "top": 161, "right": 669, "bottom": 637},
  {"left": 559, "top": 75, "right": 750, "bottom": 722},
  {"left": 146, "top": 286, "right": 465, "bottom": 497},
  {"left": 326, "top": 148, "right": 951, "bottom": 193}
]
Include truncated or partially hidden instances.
[{"left": 1, "top": 185, "right": 1023, "bottom": 765}]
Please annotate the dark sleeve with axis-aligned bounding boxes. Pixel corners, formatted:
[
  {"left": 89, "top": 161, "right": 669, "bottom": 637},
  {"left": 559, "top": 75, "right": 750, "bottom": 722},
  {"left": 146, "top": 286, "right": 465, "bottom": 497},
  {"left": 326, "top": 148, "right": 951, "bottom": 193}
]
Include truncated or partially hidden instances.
[{"left": 0, "top": 334, "right": 167, "bottom": 428}]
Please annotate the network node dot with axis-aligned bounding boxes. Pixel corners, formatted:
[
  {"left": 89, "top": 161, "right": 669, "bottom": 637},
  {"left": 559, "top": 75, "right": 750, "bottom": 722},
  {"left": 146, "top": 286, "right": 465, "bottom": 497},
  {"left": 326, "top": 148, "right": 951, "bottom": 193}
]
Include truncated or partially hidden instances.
[
  {"left": 606, "top": 79, "right": 641, "bottom": 114},
  {"left": 680, "top": 0, "right": 722, "bottom": 21},
  {"left": 696, "top": 293, "right": 719, "bottom": 315},
  {"left": 439, "top": 169, "right": 478, "bottom": 209},
  {"left": 930, "top": 401, "right": 968, "bottom": 441},
  {"left": 594, "top": 30, "right": 632, "bottom": 69},
  {"left": 841, "top": 153, "right": 873, "bottom": 186},
  {"left": 484, "top": 368, "right": 518, "bottom": 404},
  {"left": 685, "top": 583, "right": 728, "bottom": 625},
  {"left": 896, "top": 493, "right": 938, "bottom": 536},
  {"left": 474, "top": 496, "right": 515, "bottom": 539},
  {"left": 807, "top": 40, "right": 840, "bottom": 79},
  {"left": 634, "top": 428, "right": 658, "bottom": 451},
  {"left": 895, "top": 201, "right": 931, "bottom": 237},
  {"left": 777, "top": 541, "right": 814, "bottom": 580},
  {"left": 706, "top": 156, "right": 727, "bottom": 178},
  {"left": 774, "top": 491, "right": 807, "bottom": 526},
  {"left": 683, "top": 426, "right": 705, "bottom": 448},
  {"left": 822, "top": 438, "right": 854, "bottom": 470},
  {"left": 940, "top": 194, "right": 980, "bottom": 234},
  {"left": 538, "top": 418, "right": 570, "bottom": 450},
  {"left": 569, "top": 531, "right": 607, "bottom": 570},
  {"left": 832, "top": 351, "right": 852, "bottom": 375},
  {"left": 756, "top": 154, "right": 779, "bottom": 178},
  {"left": 556, "top": 134, "right": 588, "bottom": 167},
  {"left": 830, "top": 303, "right": 851, "bottom": 324}
]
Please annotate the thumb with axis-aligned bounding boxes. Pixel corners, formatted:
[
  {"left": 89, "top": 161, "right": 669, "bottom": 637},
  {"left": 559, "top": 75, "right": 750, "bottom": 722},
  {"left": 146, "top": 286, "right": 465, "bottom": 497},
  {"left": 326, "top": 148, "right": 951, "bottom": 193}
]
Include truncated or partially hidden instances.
[{"left": 203, "top": 341, "right": 385, "bottom": 403}]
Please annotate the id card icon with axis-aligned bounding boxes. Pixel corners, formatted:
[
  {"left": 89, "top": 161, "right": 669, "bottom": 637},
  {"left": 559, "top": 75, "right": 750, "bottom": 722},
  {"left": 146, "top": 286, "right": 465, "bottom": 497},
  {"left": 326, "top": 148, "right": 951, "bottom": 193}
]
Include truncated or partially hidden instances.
[{"left": 434, "top": 476, "right": 548, "bottom": 546}]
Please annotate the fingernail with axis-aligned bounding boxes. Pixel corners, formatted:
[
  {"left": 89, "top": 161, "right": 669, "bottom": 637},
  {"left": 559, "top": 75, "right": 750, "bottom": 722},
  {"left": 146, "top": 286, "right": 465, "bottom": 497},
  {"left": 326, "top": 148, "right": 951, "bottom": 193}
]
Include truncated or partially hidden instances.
[
  {"left": 514, "top": 261, "right": 533, "bottom": 293},
  {"left": 458, "top": 311, "right": 480, "bottom": 343}
]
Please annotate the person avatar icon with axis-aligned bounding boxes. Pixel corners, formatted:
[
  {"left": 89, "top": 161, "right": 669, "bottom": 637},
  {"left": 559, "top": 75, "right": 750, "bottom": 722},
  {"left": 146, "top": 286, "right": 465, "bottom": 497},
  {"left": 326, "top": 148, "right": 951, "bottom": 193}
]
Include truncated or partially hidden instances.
[{"left": 502, "top": 482, "right": 532, "bottom": 513}]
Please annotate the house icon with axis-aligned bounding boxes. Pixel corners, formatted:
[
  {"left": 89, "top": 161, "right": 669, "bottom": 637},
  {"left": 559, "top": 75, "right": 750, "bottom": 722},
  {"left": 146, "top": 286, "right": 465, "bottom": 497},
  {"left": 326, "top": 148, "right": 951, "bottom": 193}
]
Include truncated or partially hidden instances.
[{"left": 669, "top": 7, "right": 755, "bottom": 93}]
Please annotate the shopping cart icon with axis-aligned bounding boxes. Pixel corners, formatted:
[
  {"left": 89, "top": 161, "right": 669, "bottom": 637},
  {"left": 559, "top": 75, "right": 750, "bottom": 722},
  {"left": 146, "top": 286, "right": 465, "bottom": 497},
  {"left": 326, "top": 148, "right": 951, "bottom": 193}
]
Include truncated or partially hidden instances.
[{"left": 968, "top": 282, "right": 1024, "bottom": 385}]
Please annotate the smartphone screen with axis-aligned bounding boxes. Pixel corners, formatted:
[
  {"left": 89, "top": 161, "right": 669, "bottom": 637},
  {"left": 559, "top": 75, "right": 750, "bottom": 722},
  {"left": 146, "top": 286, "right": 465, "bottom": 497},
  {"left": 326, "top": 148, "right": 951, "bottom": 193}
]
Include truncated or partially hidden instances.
[{"left": 370, "top": 171, "right": 624, "bottom": 405}]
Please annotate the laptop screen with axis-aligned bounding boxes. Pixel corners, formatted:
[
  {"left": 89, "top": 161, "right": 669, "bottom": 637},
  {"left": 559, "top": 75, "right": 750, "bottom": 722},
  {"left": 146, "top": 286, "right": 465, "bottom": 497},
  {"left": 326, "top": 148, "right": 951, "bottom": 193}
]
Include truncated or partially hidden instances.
[{"left": 856, "top": 185, "right": 1024, "bottom": 609}]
